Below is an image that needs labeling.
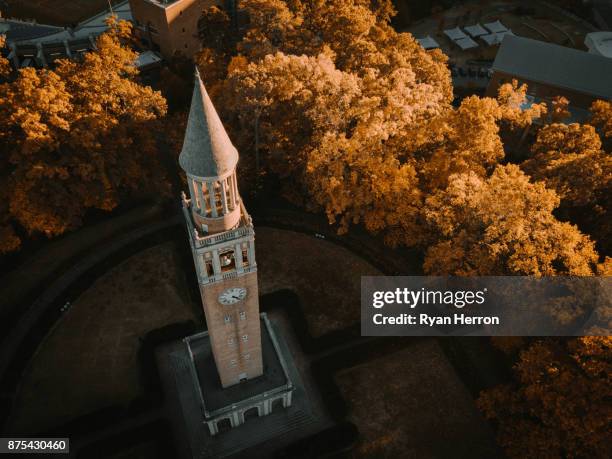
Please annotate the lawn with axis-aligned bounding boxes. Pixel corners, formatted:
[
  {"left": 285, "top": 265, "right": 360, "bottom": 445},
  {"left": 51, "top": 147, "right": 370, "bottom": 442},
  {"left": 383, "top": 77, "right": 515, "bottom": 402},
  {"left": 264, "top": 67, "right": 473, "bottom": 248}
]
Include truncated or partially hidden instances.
[{"left": 335, "top": 340, "right": 499, "bottom": 458}]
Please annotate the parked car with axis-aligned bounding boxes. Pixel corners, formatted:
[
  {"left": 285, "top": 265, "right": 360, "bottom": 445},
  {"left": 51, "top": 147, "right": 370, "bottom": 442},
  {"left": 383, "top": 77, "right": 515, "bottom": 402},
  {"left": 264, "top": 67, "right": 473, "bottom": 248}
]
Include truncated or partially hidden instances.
[
  {"left": 478, "top": 67, "right": 487, "bottom": 78},
  {"left": 468, "top": 67, "right": 476, "bottom": 77}
]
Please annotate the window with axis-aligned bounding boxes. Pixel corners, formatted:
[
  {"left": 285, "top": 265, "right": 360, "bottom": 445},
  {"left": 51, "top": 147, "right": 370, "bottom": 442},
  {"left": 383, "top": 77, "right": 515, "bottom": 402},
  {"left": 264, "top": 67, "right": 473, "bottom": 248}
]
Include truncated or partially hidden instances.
[
  {"left": 242, "top": 335, "right": 248, "bottom": 342},
  {"left": 182, "top": 28, "right": 186, "bottom": 33},
  {"left": 230, "top": 359, "right": 237, "bottom": 366},
  {"left": 205, "top": 259, "right": 214, "bottom": 277},
  {"left": 243, "top": 353, "right": 250, "bottom": 360},
  {"left": 228, "top": 337, "right": 234, "bottom": 345},
  {"left": 224, "top": 315, "right": 231, "bottom": 324},
  {"left": 219, "top": 249, "right": 235, "bottom": 272},
  {"left": 239, "top": 311, "right": 246, "bottom": 320}
]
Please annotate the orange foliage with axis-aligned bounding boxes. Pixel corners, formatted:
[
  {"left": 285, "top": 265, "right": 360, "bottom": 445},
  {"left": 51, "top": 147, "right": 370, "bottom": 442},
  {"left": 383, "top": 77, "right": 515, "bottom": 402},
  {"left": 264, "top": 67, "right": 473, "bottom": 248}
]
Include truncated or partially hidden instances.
[
  {"left": 0, "top": 20, "right": 168, "bottom": 252},
  {"left": 0, "top": 35, "right": 10, "bottom": 77},
  {"left": 200, "top": 0, "right": 451, "bottom": 243},
  {"left": 478, "top": 337, "right": 612, "bottom": 458},
  {"left": 590, "top": 99, "right": 612, "bottom": 139},
  {"left": 422, "top": 165, "right": 599, "bottom": 276},
  {"left": 496, "top": 79, "right": 547, "bottom": 129},
  {"left": 522, "top": 123, "right": 610, "bottom": 208}
]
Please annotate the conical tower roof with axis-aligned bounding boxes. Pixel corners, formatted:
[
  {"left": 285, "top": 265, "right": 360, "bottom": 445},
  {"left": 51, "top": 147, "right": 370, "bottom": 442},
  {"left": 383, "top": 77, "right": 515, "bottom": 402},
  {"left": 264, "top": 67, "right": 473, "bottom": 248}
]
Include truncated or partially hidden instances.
[{"left": 179, "top": 69, "right": 239, "bottom": 179}]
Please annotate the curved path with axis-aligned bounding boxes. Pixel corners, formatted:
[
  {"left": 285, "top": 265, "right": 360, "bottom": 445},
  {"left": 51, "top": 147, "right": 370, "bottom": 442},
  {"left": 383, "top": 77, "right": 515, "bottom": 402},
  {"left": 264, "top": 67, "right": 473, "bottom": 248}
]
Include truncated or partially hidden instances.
[{"left": 0, "top": 201, "right": 420, "bottom": 435}]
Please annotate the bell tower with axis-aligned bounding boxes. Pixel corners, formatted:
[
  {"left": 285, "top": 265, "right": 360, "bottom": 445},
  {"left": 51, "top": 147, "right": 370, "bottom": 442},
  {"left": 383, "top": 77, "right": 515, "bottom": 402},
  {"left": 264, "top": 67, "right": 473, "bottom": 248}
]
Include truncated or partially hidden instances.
[{"left": 179, "top": 69, "right": 263, "bottom": 388}]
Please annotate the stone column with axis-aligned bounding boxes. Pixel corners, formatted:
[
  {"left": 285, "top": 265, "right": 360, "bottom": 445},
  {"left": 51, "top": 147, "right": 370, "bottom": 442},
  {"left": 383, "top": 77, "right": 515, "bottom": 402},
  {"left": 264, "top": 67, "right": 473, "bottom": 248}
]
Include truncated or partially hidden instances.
[
  {"left": 234, "top": 243, "right": 244, "bottom": 272},
  {"left": 207, "top": 421, "right": 218, "bottom": 436},
  {"left": 262, "top": 399, "right": 271, "bottom": 415},
  {"left": 195, "top": 181, "right": 204, "bottom": 213},
  {"left": 63, "top": 39, "right": 72, "bottom": 58},
  {"left": 232, "top": 411, "right": 241, "bottom": 427},
  {"left": 220, "top": 180, "right": 229, "bottom": 214},
  {"left": 232, "top": 174, "right": 239, "bottom": 205},
  {"left": 188, "top": 179, "right": 198, "bottom": 208},
  {"left": 227, "top": 175, "right": 236, "bottom": 210},
  {"left": 247, "top": 241, "right": 256, "bottom": 267},
  {"left": 212, "top": 249, "right": 221, "bottom": 277},
  {"left": 197, "top": 253, "right": 208, "bottom": 282},
  {"left": 36, "top": 42, "right": 48, "bottom": 67},
  {"left": 209, "top": 181, "right": 218, "bottom": 217}
]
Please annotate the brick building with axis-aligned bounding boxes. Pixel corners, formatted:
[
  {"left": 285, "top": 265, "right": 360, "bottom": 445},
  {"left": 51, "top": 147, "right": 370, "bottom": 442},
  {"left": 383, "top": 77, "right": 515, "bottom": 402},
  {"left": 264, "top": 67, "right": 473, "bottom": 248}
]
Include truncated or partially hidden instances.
[
  {"left": 486, "top": 35, "right": 612, "bottom": 115},
  {"left": 128, "top": 0, "right": 224, "bottom": 59}
]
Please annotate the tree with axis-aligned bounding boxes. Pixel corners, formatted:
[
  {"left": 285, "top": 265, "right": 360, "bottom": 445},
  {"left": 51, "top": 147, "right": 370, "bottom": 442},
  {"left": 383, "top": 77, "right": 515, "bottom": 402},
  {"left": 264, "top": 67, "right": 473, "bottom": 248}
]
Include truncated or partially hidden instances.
[
  {"left": 199, "top": 0, "right": 452, "bottom": 241},
  {"left": 478, "top": 337, "right": 612, "bottom": 459},
  {"left": 590, "top": 99, "right": 612, "bottom": 140},
  {"left": 194, "top": 1, "right": 605, "bottom": 271},
  {"left": 496, "top": 79, "right": 547, "bottom": 130},
  {"left": 422, "top": 165, "right": 600, "bottom": 276},
  {"left": 522, "top": 123, "right": 611, "bottom": 208},
  {"left": 0, "top": 35, "right": 10, "bottom": 77},
  {"left": 416, "top": 96, "right": 506, "bottom": 193},
  {"left": 0, "top": 19, "right": 168, "bottom": 253}
]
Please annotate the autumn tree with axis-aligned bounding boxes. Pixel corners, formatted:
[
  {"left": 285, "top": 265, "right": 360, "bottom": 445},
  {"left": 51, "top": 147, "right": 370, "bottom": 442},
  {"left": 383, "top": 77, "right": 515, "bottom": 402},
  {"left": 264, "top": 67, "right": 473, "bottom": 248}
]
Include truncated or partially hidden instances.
[
  {"left": 590, "top": 99, "right": 612, "bottom": 140},
  {"left": 0, "top": 19, "right": 168, "bottom": 253},
  {"left": 522, "top": 122, "right": 610, "bottom": 208},
  {"left": 0, "top": 35, "right": 10, "bottom": 77},
  {"left": 496, "top": 79, "right": 547, "bottom": 130},
  {"left": 415, "top": 96, "right": 506, "bottom": 193},
  {"left": 194, "top": 1, "right": 605, "bottom": 272},
  {"left": 478, "top": 337, "right": 612, "bottom": 459},
  {"left": 519, "top": 108, "right": 611, "bottom": 255},
  {"left": 194, "top": 0, "right": 453, "bottom": 243},
  {"left": 422, "top": 165, "right": 600, "bottom": 276}
]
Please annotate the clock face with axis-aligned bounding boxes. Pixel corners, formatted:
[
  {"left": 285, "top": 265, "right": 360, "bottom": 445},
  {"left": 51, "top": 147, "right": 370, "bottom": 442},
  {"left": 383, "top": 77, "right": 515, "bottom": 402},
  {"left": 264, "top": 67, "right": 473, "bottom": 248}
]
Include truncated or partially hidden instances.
[{"left": 218, "top": 287, "right": 247, "bottom": 305}]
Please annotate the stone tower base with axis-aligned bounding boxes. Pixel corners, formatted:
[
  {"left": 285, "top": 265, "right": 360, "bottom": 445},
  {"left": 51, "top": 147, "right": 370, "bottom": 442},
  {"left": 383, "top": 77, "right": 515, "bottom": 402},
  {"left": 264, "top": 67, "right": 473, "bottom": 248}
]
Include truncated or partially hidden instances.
[
  {"left": 184, "top": 314, "right": 293, "bottom": 436},
  {"left": 157, "top": 312, "right": 326, "bottom": 458}
]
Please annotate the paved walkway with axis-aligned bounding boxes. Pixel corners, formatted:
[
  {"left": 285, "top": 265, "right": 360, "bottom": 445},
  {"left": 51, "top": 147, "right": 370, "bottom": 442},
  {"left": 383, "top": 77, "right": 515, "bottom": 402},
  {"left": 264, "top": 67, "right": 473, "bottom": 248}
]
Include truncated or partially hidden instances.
[{"left": 0, "top": 202, "right": 168, "bottom": 323}]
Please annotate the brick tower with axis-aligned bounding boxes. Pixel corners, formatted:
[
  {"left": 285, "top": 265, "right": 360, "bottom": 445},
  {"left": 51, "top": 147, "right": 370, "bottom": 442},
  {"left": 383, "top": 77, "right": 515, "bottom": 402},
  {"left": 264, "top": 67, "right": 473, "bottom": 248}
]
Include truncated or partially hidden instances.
[{"left": 179, "top": 69, "right": 263, "bottom": 388}]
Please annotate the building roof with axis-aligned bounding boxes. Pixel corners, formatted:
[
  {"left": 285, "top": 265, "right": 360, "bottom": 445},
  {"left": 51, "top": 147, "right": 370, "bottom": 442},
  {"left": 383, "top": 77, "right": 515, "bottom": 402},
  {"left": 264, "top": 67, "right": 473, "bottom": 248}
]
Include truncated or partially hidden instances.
[
  {"left": 464, "top": 23, "right": 488, "bottom": 38},
  {"left": 484, "top": 20, "right": 508, "bottom": 34},
  {"left": 481, "top": 30, "right": 514, "bottom": 46},
  {"left": 454, "top": 36, "right": 479, "bottom": 50},
  {"left": 416, "top": 35, "right": 440, "bottom": 50},
  {"left": 4, "top": 0, "right": 132, "bottom": 45},
  {"left": 0, "top": 20, "right": 63, "bottom": 42},
  {"left": 585, "top": 31, "right": 612, "bottom": 58},
  {"left": 179, "top": 70, "right": 239, "bottom": 179},
  {"left": 444, "top": 27, "right": 468, "bottom": 41},
  {"left": 134, "top": 50, "right": 162, "bottom": 68},
  {"left": 492, "top": 35, "right": 612, "bottom": 100}
]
